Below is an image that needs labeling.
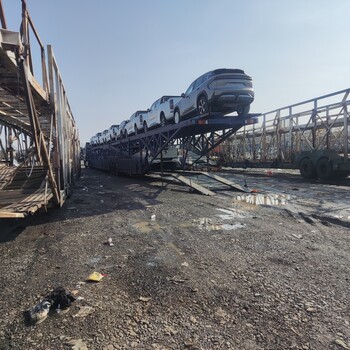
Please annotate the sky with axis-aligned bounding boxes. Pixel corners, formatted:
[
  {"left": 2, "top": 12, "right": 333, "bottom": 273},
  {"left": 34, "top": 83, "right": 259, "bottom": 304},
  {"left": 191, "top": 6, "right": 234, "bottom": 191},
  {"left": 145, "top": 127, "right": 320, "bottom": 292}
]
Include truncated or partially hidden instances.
[{"left": 2, "top": 0, "right": 350, "bottom": 144}]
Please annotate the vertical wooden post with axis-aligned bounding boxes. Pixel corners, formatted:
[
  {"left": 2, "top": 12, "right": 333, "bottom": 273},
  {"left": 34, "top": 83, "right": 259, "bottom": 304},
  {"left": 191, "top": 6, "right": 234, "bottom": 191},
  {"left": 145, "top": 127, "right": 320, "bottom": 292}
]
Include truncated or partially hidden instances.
[
  {"left": 17, "top": 49, "right": 60, "bottom": 205},
  {"left": 0, "top": 0, "right": 7, "bottom": 29}
]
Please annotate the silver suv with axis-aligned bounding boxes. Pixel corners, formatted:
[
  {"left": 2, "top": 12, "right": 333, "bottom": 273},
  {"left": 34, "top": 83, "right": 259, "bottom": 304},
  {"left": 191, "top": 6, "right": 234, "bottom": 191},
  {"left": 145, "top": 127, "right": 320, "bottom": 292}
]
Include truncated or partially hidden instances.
[{"left": 173, "top": 68, "right": 254, "bottom": 123}]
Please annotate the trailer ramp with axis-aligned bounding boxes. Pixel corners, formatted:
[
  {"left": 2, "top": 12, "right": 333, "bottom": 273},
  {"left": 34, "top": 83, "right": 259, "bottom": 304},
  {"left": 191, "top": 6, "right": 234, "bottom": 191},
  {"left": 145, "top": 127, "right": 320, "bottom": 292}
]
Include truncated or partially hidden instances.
[
  {"left": 0, "top": 1, "right": 80, "bottom": 218},
  {"left": 0, "top": 166, "right": 52, "bottom": 218},
  {"left": 150, "top": 170, "right": 250, "bottom": 195}
]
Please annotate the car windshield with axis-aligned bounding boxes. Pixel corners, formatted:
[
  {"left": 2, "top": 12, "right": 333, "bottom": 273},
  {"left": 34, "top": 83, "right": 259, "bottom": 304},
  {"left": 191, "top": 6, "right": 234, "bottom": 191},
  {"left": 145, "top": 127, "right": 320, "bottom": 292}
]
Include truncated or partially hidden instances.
[{"left": 185, "top": 82, "right": 195, "bottom": 96}]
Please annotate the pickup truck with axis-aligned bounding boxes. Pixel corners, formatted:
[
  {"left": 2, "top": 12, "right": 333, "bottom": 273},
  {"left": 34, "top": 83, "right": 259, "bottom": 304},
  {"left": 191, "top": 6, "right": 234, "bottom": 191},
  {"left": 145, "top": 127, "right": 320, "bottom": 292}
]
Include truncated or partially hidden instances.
[
  {"left": 125, "top": 110, "right": 148, "bottom": 136},
  {"left": 143, "top": 95, "right": 181, "bottom": 132}
]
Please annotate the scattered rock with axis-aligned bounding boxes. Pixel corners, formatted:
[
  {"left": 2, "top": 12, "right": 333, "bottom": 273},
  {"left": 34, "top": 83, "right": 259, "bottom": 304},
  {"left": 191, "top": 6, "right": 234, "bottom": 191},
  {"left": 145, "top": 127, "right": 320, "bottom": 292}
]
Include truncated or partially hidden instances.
[
  {"left": 334, "top": 339, "right": 350, "bottom": 349},
  {"left": 164, "top": 325, "right": 178, "bottom": 335},
  {"left": 66, "top": 339, "right": 88, "bottom": 350},
  {"left": 128, "top": 329, "right": 137, "bottom": 337},
  {"left": 215, "top": 308, "right": 228, "bottom": 318},
  {"left": 189, "top": 316, "right": 197, "bottom": 324},
  {"left": 184, "top": 340, "right": 194, "bottom": 348},
  {"left": 306, "top": 307, "right": 316, "bottom": 313},
  {"left": 73, "top": 306, "right": 94, "bottom": 318},
  {"left": 138, "top": 296, "right": 151, "bottom": 302}
]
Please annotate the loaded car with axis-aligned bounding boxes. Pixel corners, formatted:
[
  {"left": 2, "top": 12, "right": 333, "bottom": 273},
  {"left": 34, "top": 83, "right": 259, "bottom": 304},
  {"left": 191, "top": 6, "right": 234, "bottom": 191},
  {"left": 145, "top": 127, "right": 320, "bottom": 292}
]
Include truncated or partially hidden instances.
[
  {"left": 124, "top": 110, "right": 148, "bottom": 136},
  {"left": 107, "top": 125, "right": 119, "bottom": 142},
  {"left": 95, "top": 132, "right": 103, "bottom": 145},
  {"left": 117, "top": 120, "right": 129, "bottom": 139},
  {"left": 143, "top": 95, "right": 181, "bottom": 131},
  {"left": 173, "top": 68, "right": 254, "bottom": 123},
  {"left": 101, "top": 129, "right": 109, "bottom": 143},
  {"left": 89, "top": 135, "right": 98, "bottom": 145}
]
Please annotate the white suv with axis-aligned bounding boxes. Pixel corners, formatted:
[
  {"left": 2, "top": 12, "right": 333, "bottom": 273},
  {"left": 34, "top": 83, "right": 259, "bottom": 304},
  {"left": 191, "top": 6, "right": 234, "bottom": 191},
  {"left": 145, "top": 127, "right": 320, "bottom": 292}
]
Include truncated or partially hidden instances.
[
  {"left": 90, "top": 135, "right": 98, "bottom": 145},
  {"left": 107, "top": 125, "right": 119, "bottom": 141},
  {"left": 118, "top": 120, "right": 129, "bottom": 139},
  {"left": 101, "top": 129, "right": 109, "bottom": 143},
  {"left": 143, "top": 95, "right": 181, "bottom": 131}
]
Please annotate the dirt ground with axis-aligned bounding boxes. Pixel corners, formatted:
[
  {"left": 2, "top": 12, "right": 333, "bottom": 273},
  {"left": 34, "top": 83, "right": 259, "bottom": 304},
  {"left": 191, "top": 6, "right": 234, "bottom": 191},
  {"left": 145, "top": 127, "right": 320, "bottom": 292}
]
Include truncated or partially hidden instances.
[{"left": 0, "top": 167, "right": 349, "bottom": 350}]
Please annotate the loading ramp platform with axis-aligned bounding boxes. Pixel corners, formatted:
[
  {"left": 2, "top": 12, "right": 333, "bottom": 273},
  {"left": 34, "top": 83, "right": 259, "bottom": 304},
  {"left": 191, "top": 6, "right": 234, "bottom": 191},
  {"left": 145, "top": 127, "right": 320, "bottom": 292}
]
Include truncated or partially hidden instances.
[
  {"left": 0, "top": 165, "right": 52, "bottom": 218},
  {"left": 149, "top": 170, "right": 250, "bottom": 196},
  {"left": 0, "top": 1, "right": 80, "bottom": 218}
]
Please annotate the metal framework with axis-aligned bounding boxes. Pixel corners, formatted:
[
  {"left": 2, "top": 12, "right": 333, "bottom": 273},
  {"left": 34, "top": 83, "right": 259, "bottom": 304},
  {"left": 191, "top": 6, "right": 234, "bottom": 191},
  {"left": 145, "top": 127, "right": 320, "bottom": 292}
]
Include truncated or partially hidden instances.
[
  {"left": 86, "top": 113, "right": 259, "bottom": 175},
  {"left": 0, "top": 0, "right": 80, "bottom": 217},
  {"left": 221, "top": 89, "right": 350, "bottom": 165}
]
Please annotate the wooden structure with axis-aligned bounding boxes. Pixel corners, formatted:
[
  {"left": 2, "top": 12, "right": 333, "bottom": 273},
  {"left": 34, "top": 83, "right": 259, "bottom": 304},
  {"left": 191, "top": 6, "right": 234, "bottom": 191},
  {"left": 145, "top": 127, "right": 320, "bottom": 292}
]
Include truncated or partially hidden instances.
[{"left": 0, "top": 0, "right": 80, "bottom": 218}]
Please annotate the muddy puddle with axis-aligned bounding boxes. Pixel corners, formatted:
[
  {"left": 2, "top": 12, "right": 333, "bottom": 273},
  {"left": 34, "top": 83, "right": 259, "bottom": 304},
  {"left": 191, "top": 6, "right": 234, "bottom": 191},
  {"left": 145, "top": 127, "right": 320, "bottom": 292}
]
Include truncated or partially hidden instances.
[
  {"left": 235, "top": 193, "right": 291, "bottom": 206},
  {"left": 132, "top": 221, "right": 163, "bottom": 234},
  {"left": 216, "top": 208, "right": 245, "bottom": 220},
  {"left": 198, "top": 217, "right": 245, "bottom": 231}
]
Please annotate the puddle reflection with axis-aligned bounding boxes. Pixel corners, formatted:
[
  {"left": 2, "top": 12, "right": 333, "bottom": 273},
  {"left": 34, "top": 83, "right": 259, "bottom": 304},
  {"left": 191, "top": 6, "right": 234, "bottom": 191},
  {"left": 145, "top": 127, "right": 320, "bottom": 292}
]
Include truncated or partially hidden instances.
[{"left": 235, "top": 193, "right": 290, "bottom": 206}]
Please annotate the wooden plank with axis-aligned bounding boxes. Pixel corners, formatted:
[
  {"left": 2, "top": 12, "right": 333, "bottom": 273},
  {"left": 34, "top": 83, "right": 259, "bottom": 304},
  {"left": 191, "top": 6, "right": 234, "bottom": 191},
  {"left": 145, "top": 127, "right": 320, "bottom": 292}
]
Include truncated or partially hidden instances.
[
  {"left": 0, "top": 180, "right": 53, "bottom": 216},
  {"left": 160, "top": 172, "right": 215, "bottom": 196},
  {"left": 0, "top": 211, "right": 25, "bottom": 218}
]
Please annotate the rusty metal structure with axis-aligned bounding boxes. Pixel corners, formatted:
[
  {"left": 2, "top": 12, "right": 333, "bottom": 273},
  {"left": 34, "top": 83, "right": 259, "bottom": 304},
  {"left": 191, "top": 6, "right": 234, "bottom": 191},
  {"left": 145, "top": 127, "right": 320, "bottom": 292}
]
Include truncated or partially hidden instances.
[
  {"left": 220, "top": 89, "right": 350, "bottom": 178},
  {"left": 0, "top": 0, "right": 80, "bottom": 218}
]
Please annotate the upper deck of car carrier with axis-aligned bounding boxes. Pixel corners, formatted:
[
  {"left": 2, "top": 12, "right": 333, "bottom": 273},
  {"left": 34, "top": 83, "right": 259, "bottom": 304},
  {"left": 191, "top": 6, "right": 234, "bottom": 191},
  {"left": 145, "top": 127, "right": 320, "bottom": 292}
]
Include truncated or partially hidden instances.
[{"left": 85, "top": 111, "right": 259, "bottom": 177}]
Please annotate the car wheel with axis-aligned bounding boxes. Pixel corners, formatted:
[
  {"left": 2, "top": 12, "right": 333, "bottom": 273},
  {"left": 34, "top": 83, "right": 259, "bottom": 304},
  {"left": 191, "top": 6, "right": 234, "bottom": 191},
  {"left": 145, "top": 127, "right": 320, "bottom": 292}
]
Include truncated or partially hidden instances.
[
  {"left": 237, "top": 105, "right": 250, "bottom": 116},
  {"left": 197, "top": 95, "right": 209, "bottom": 115},
  {"left": 143, "top": 122, "right": 148, "bottom": 133},
  {"left": 316, "top": 157, "right": 334, "bottom": 180},
  {"left": 160, "top": 113, "right": 167, "bottom": 127},
  {"left": 134, "top": 125, "right": 138, "bottom": 135},
  {"left": 299, "top": 157, "right": 316, "bottom": 179},
  {"left": 174, "top": 110, "right": 181, "bottom": 124}
]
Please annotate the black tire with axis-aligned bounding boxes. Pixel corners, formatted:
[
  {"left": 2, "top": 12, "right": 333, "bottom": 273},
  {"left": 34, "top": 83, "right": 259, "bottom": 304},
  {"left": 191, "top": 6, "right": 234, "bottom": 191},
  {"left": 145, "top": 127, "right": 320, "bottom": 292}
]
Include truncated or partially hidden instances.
[
  {"left": 237, "top": 105, "right": 250, "bottom": 116},
  {"left": 299, "top": 157, "right": 316, "bottom": 179},
  {"left": 174, "top": 110, "right": 181, "bottom": 124},
  {"left": 143, "top": 122, "right": 148, "bottom": 133},
  {"left": 197, "top": 94, "right": 209, "bottom": 115},
  {"left": 160, "top": 113, "right": 166, "bottom": 127},
  {"left": 316, "top": 157, "right": 334, "bottom": 180}
]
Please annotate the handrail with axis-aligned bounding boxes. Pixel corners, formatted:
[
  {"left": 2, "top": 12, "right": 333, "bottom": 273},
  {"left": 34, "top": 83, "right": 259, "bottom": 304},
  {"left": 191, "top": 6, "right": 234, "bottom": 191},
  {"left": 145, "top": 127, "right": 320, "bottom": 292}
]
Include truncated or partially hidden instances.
[
  {"left": 20, "top": 0, "right": 49, "bottom": 93},
  {"left": 263, "top": 88, "right": 350, "bottom": 116}
]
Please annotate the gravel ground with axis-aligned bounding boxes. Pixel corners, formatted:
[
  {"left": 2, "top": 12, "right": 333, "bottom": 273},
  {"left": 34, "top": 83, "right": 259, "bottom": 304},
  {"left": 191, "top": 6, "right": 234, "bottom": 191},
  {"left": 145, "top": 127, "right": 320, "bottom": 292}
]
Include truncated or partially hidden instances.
[{"left": 0, "top": 167, "right": 349, "bottom": 350}]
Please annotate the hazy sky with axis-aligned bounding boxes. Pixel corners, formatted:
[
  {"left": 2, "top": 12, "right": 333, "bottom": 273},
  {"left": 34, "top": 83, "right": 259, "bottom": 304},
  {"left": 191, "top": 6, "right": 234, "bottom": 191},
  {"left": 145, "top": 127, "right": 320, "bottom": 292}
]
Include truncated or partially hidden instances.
[{"left": 2, "top": 0, "right": 349, "bottom": 143}]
